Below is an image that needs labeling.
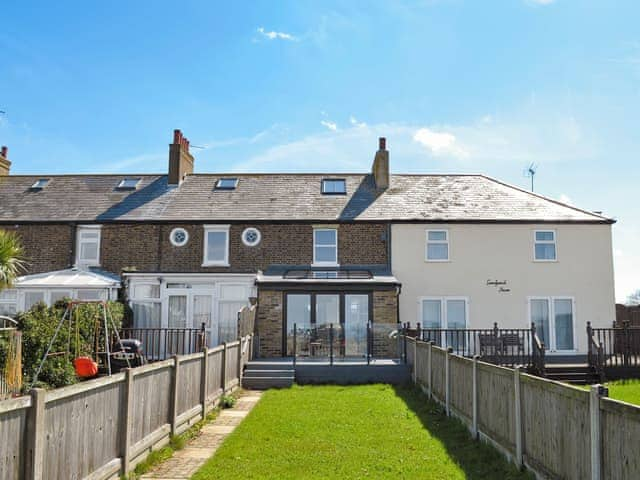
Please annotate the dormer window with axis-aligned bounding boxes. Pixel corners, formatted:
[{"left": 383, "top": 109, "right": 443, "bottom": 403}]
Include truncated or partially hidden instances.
[
  {"left": 215, "top": 178, "right": 238, "bottom": 190},
  {"left": 31, "top": 178, "right": 50, "bottom": 190},
  {"left": 322, "top": 179, "right": 346, "bottom": 194},
  {"left": 117, "top": 178, "right": 141, "bottom": 190}
]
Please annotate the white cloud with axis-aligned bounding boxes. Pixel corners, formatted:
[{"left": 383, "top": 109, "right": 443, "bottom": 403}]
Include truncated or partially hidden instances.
[
  {"left": 256, "top": 27, "right": 296, "bottom": 41},
  {"left": 349, "top": 116, "right": 367, "bottom": 128},
  {"left": 413, "top": 128, "right": 468, "bottom": 158},
  {"left": 320, "top": 120, "right": 338, "bottom": 131}
]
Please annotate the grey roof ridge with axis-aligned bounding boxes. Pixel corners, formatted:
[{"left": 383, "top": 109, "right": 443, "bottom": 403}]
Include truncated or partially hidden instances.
[{"left": 479, "top": 174, "right": 615, "bottom": 223}]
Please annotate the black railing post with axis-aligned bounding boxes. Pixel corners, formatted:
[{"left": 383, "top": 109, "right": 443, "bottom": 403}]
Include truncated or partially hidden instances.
[
  {"left": 623, "top": 320, "right": 630, "bottom": 367},
  {"left": 367, "top": 322, "right": 371, "bottom": 365},
  {"left": 493, "top": 322, "right": 500, "bottom": 364},
  {"left": 403, "top": 323, "right": 408, "bottom": 364},
  {"left": 416, "top": 322, "right": 421, "bottom": 340},
  {"left": 199, "top": 322, "right": 206, "bottom": 351},
  {"left": 292, "top": 323, "right": 297, "bottom": 367},
  {"left": 586, "top": 321, "right": 593, "bottom": 368},
  {"left": 329, "top": 323, "right": 334, "bottom": 366}
]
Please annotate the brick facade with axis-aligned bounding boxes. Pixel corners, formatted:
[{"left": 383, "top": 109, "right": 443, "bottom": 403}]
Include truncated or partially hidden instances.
[
  {"left": 6, "top": 222, "right": 389, "bottom": 276},
  {"left": 256, "top": 289, "right": 284, "bottom": 357}
]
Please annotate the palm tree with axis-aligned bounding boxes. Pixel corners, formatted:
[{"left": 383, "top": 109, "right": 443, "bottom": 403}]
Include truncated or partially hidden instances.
[{"left": 0, "top": 230, "right": 26, "bottom": 290}]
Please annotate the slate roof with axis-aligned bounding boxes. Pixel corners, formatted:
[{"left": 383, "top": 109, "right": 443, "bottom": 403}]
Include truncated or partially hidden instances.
[{"left": 0, "top": 172, "right": 612, "bottom": 223}]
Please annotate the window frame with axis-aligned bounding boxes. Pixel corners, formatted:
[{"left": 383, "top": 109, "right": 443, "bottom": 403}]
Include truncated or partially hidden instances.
[
  {"left": 425, "top": 229, "right": 450, "bottom": 262},
  {"left": 117, "top": 177, "right": 141, "bottom": 190},
  {"left": 533, "top": 229, "right": 558, "bottom": 262},
  {"left": 215, "top": 178, "right": 239, "bottom": 190},
  {"left": 202, "top": 225, "right": 230, "bottom": 267},
  {"left": 75, "top": 225, "right": 102, "bottom": 268},
  {"left": 312, "top": 228, "right": 339, "bottom": 266},
  {"left": 0, "top": 288, "right": 18, "bottom": 317},
  {"left": 527, "top": 296, "right": 576, "bottom": 353},
  {"left": 417, "top": 296, "right": 469, "bottom": 329},
  {"left": 321, "top": 178, "right": 347, "bottom": 195}
]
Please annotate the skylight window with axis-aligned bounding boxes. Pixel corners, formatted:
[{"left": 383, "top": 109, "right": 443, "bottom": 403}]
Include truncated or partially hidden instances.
[
  {"left": 322, "top": 179, "right": 346, "bottom": 194},
  {"left": 215, "top": 178, "right": 238, "bottom": 190},
  {"left": 30, "top": 178, "right": 50, "bottom": 190},
  {"left": 117, "top": 178, "right": 141, "bottom": 190}
]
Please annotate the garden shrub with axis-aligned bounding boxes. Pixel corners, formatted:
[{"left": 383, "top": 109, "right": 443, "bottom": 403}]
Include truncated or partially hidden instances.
[{"left": 17, "top": 300, "right": 125, "bottom": 389}]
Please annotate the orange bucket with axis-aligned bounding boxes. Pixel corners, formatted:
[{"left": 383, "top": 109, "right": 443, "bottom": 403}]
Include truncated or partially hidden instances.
[{"left": 73, "top": 356, "right": 98, "bottom": 378}]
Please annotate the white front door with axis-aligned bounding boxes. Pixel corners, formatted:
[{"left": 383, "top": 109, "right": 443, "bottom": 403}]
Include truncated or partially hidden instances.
[
  {"left": 164, "top": 289, "right": 214, "bottom": 350},
  {"left": 345, "top": 294, "right": 369, "bottom": 357}
]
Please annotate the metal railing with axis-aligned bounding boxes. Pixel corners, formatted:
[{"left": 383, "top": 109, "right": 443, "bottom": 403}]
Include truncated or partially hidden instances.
[
  {"left": 118, "top": 325, "right": 207, "bottom": 361},
  {"left": 410, "top": 322, "right": 544, "bottom": 371},
  {"left": 288, "top": 322, "right": 405, "bottom": 365},
  {"left": 589, "top": 321, "right": 640, "bottom": 370}
]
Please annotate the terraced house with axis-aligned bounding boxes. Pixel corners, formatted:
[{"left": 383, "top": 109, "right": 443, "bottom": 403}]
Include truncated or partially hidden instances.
[{"left": 0, "top": 132, "right": 615, "bottom": 360}]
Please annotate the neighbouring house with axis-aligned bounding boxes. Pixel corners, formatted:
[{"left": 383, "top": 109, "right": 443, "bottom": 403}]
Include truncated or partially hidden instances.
[{"left": 0, "top": 133, "right": 615, "bottom": 359}]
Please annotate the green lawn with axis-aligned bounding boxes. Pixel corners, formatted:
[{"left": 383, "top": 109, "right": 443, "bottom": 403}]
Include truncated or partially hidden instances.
[
  {"left": 192, "top": 385, "right": 532, "bottom": 480},
  {"left": 598, "top": 379, "right": 640, "bottom": 405}
]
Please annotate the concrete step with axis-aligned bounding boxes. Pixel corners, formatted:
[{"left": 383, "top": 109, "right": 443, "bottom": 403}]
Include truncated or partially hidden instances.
[
  {"left": 243, "top": 369, "right": 294, "bottom": 378},
  {"left": 242, "top": 376, "right": 294, "bottom": 390},
  {"left": 244, "top": 360, "right": 294, "bottom": 371},
  {"left": 546, "top": 372, "right": 600, "bottom": 385}
]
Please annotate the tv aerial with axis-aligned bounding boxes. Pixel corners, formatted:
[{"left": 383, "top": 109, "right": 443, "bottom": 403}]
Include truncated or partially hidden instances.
[{"left": 523, "top": 163, "right": 537, "bottom": 192}]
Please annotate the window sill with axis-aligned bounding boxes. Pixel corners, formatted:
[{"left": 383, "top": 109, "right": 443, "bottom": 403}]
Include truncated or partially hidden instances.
[
  {"left": 311, "top": 263, "right": 340, "bottom": 268},
  {"left": 425, "top": 259, "right": 450, "bottom": 263},
  {"left": 533, "top": 259, "right": 558, "bottom": 263},
  {"left": 202, "top": 263, "right": 231, "bottom": 268}
]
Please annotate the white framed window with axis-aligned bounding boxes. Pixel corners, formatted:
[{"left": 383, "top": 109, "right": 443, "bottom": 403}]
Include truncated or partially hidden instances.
[
  {"left": 419, "top": 296, "right": 468, "bottom": 351},
  {"left": 23, "top": 291, "right": 46, "bottom": 311},
  {"left": 534, "top": 230, "right": 557, "bottom": 261},
  {"left": 321, "top": 179, "right": 346, "bottom": 194},
  {"left": 76, "top": 225, "right": 102, "bottom": 267},
  {"left": 215, "top": 178, "right": 238, "bottom": 190},
  {"left": 117, "top": 178, "right": 141, "bottom": 190},
  {"left": 76, "top": 289, "right": 106, "bottom": 301},
  {"left": 425, "top": 230, "right": 449, "bottom": 262},
  {"left": 0, "top": 289, "right": 17, "bottom": 317},
  {"left": 130, "top": 283, "right": 162, "bottom": 329},
  {"left": 203, "top": 225, "right": 230, "bottom": 266},
  {"left": 50, "top": 290, "right": 73, "bottom": 305},
  {"left": 313, "top": 228, "right": 338, "bottom": 266},
  {"left": 528, "top": 297, "right": 575, "bottom": 352}
]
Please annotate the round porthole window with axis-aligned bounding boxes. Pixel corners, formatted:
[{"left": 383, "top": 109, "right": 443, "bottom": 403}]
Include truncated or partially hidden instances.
[
  {"left": 242, "top": 227, "right": 261, "bottom": 247},
  {"left": 170, "top": 228, "right": 189, "bottom": 247}
]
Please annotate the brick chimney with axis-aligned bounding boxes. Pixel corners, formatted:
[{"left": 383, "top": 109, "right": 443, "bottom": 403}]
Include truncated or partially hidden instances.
[
  {"left": 371, "top": 137, "right": 389, "bottom": 190},
  {"left": 168, "top": 129, "right": 194, "bottom": 185},
  {"left": 0, "top": 146, "right": 11, "bottom": 176}
]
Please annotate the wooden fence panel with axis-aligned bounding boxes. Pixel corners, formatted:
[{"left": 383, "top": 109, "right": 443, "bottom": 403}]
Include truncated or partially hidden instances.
[
  {"left": 207, "top": 347, "right": 224, "bottom": 400},
  {"left": 449, "top": 355, "right": 473, "bottom": 420},
  {"left": 601, "top": 397, "right": 640, "bottom": 479},
  {"left": 43, "top": 379, "right": 125, "bottom": 480},
  {"left": 177, "top": 355, "right": 203, "bottom": 416},
  {"left": 416, "top": 342, "right": 429, "bottom": 386},
  {"left": 520, "top": 374, "right": 590, "bottom": 480},
  {"left": 0, "top": 398, "right": 29, "bottom": 480},
  {"left": 225, "top": 342, "right": 240, "bottom": 388},
  {"left": 406, "top": 338, "right": 415, "bottom": 367},
  {"left": 477, "top": 362, "right": 515, "bottom": 454},
  {"left": 130, "top": 365, "right": 172, "bottom": 445},
  {"left": 431, "top": 347, "right": 446, "bottom": 398}
]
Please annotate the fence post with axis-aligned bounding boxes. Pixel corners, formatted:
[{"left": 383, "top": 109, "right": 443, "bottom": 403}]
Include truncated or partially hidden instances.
[
  {"left": 514, "top": 366, "right": 523, "bottom": 469},
  {"left": 590, "top": 384, "right": 607, "bottom": 480},
  {"left": 472, "top": 355, "right": 479, "bottom": 439},
  {"left": 221, "top": 342, "right": 227, "bottom": 394},
  {"left": 330, "top": 323, "right": 334, "bottom": 366},
  {"left": 121, "top": 368, "right": 134, "bottom": 475},
  {"left": 201, "top": 347, "right": 209, "bottom": 415},
  {"left": 403, "top": 323, "right": 409, "bottom": 364},
  {"left": 170, "top": 355, "right": 180, "bottom": 435},
  {"left": 427, "top": 341, "right": 433, "bottom": 399},
  {"left": 25, "top": 388, "right": 46, "bottom": 480},
  {"left": 412, "top": 337, "right": 418, "bottom": 383},
  {"left": 445, "top": 347, "right": 452, "bottom": 416},
  {"left": 237, "top": 338, "right": 242, "bottom": 387}
]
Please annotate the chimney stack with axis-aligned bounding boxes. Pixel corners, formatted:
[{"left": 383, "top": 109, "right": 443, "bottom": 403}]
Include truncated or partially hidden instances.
[
  {"left": 168, "top": 129, "right": 194, "bottom": 185},
  {"left": 0, "top": 146, "right": 10, "bottom": 176},
  {"left": 371, "top": 137, "right": 389, "bottom": 190}
]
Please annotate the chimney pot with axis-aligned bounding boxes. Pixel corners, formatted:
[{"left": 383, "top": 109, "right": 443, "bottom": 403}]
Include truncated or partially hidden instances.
[
  {"left": 168, "top": 129, "right": 194, "bottom": 185},
  {"left": 371, "top": 137, "right": 389, "bottom": 190},
  {"left": 379, "top": 137, "right": 386, "bottom": 151},
  {"left": 173, "top": 129, "right": 181, "bottom": 144},
  {"left": 0, "top": 146, "right": 7, "bottom": 158},
  {"left": 0, "top": 145, "right": 10, "bottom": 176}
]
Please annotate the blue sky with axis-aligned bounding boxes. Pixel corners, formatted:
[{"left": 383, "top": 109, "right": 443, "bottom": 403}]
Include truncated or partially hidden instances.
[{"left": 1, "top": 0, "right": 638, "bottom": 301}]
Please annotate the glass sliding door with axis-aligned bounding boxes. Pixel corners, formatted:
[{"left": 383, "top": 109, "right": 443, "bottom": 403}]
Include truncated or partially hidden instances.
[
  {"left": 345, "top": 295, "right": 368, "bottom": 357},
  {"left": 314, "top": 294, "right": 340, "bottom": 358},
  {"left": 554, "top": 299, "right": 574, "bottom": 351},
  {"left": 286, "top": 294, "right": 311, "bottom": 356},
  {"left": 530, "top": 299, "right": 550, "bottom": 348}
]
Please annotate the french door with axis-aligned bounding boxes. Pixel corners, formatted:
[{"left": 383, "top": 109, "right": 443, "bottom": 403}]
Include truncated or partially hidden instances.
[
  {"left": 529, "top": 297, "right": 575, "bottom": 352},
  {"left": 164, "top": 289, "right": 214, "bottom": 350},
  {"left": 420, "top": 297, "right": 468, "bottom": 351}
]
